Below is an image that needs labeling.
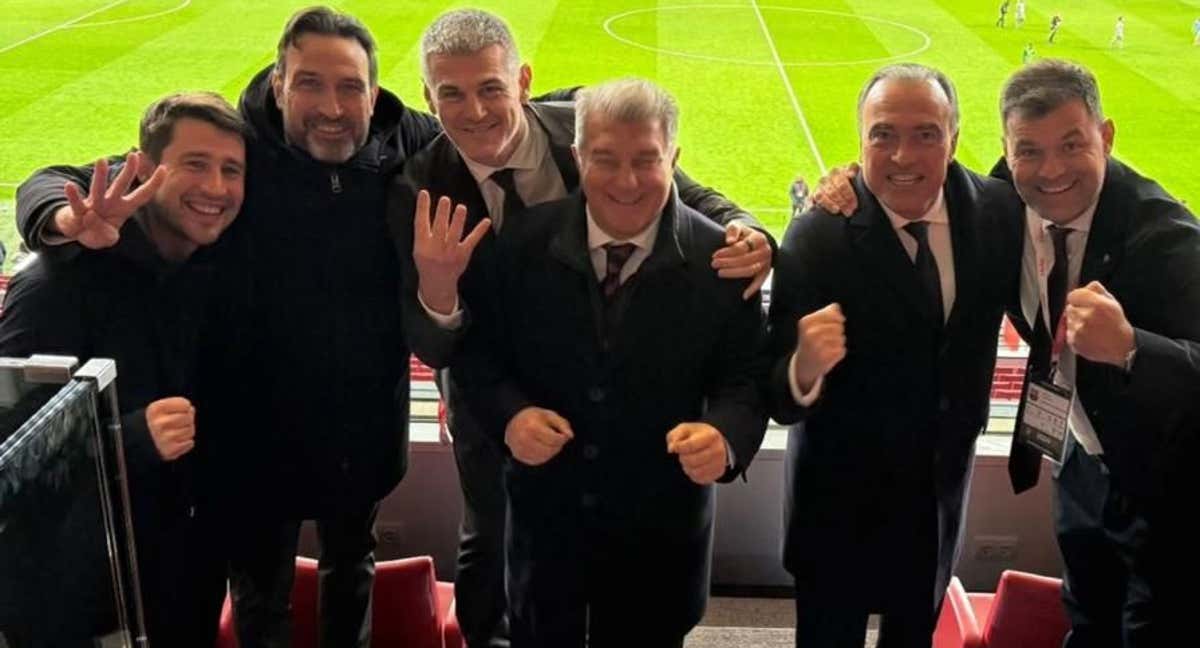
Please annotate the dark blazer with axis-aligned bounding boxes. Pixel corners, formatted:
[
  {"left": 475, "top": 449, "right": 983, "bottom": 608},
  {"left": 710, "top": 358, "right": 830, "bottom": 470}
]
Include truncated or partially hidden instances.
[
  {"left": 766, "top": 162, "right": 1023, "bottom": 608},
  {"left": 995, "top": 157, "right": 1200, "bottom": 511},
  {"left": 455, "top": 190, "right": 768, "bottom": 634},
  {"left": 387, "top": 101, "right": 767, "bottom": 444}
]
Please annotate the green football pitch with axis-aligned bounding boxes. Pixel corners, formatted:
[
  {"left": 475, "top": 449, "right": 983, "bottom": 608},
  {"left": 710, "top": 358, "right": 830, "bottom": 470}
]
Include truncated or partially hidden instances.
[{"left": 2, "top": 0, "right": 1199, "bottom": 269}]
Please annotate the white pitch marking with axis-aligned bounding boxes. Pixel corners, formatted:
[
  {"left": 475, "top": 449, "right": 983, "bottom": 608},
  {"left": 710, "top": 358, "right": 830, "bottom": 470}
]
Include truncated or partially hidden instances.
[{"left": 0, "top": 0, "right": 131, "bottom": 55}]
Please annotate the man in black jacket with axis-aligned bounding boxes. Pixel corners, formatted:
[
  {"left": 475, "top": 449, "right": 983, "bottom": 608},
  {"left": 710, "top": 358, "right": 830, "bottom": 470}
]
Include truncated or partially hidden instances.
[
  {"left": 389, "top": 10, "right": 774, "bottom": 648},
  {"left": 998, "top": 60, "right": 1200, "bottom": 647},
  {"left": 767, "top": 64, "right": 1022, "bottom": 647},
  {"left": 13, "top": 7, "right": 457, "bottom": 648},
  {"left": 0, "top": 92, "right": 247, "bottom": 647},
  {"left": 454, "top": 77, "right": 768, "bottom": 648}
]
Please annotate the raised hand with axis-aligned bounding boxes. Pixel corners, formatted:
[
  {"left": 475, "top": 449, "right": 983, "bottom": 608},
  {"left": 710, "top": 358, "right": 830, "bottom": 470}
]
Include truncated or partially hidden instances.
[
  {"left": 810, "top": 162, "right": 860, "bottom": 216},
  {"left": 711, "top": 221, "right": 772, "bottom": 299},
  {"left": 53, "top": 152, "right": 166, "bottom": 248},
  {"left": 413, "top": 190, "right": 492, "bottom": 315},
  {"left": 145, "top": 396, "right": 196, "bottom": 461},
  {"left": 792, "top": 303, "right": 847, "bottom": 392},
  {"left": 1065, "top": 281, "right": 1135, "bottom": 368}
]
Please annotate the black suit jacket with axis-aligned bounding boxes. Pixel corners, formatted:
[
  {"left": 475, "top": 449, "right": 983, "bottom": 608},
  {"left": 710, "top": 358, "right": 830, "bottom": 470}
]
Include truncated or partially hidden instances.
[
  {"left": 994, "top": 157, "right": 1200, "bottom": 512},
  {"left": 387, "top": 101, "right": 768, "bottom": 445},
  {"left": 767, "top": 162, "right": 1023, "bottom": 607},
  {"left": 454, "top": 189, "right": 768, "bottom": 632}
]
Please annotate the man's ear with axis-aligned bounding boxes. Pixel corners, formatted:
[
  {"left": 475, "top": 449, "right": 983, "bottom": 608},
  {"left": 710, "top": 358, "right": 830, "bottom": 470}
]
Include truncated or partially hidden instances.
[
  {"left": 423, "top": 83, "right": 436, "bottom": 115},
  {"left": 1101, "top": 118, "right": 1115, "bottom": 155},
  {"left": 271, "top": 69, "right": 285, "bottom": 110},
  {"left": 136, "top": 150, "right": 155, "bottom": 182},
  {"left": 518, "top": 63, "right": 532, "bottom": 103}
]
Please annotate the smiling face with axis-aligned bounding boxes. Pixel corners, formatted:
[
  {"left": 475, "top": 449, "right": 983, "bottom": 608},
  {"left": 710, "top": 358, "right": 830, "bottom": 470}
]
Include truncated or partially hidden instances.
[
  {"left": 272, "top": 33, "right": 378, "bottom": 163},
  {"left": 574, "top": 115, "right": 678, "bottom": 240},
  {"left": 424, "top": 44, "right": 531, "bottom": 167},
  {"left": 859, "top": 77, "right": 958, "bottom": 220},
  {"left": 143, "top": 117, "right": 245, "bottom": 260},
  {"left": 1004, "top": 98, "right": 1113, "bottom": 225}
]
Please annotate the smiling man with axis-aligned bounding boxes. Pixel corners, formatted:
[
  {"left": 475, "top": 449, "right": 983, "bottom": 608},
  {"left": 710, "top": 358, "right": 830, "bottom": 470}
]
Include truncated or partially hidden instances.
[
  {"left": 765, "top": 63, "right": 1023, "bottom": 648},
  {"left": 452, "top": 77, "right": 768, "bottom": 648},
  {"left": 388, "top": 10, "right": 773, "bottom": 648},
  {"left": 996, "top": 59, "right": 1200, "bottom": 647},
  {"left": 0, "top": 92, "right": 247, "bottom": 647}
]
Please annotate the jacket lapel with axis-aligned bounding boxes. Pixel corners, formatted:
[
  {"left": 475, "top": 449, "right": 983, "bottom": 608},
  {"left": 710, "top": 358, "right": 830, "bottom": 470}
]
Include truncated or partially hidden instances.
[
  {"left": 942, "top": 162, "right": 976, "bottom": 334},
  {"left": 528, "top": 102, "right": 580, "bottom": 190},
  {"left": 848, "top": 175, "right": 939, "bottom": 326},
  {"left": 1079, "top": 159, "right": 1128, "bottom": 287}
]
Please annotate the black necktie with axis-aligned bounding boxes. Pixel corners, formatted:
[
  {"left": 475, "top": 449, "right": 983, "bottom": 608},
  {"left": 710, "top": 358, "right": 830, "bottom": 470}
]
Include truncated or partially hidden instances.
[
  {"left": 489, "top": 168, "right": 526, "bottom": 225},
  {"left": 602, "top": 243, "right": 637, "bottom": 300},
  {"left": 1046, "top": 225, "right": 1072, "bottom": 335},
  {"left": 903, "top": 221, "right": 944, "bottom": 325}
]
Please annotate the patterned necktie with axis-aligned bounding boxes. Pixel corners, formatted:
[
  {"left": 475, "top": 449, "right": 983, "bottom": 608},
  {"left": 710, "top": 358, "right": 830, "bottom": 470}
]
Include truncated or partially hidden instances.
[
  {"left": 602, "top": 243, "right": 637, "bottom": 300},
  {"left": 903, "top": 221, "right": 945, "bottom": 325},
  {"left": 488, "top": 168, "right": 526, "bottom": 227}
]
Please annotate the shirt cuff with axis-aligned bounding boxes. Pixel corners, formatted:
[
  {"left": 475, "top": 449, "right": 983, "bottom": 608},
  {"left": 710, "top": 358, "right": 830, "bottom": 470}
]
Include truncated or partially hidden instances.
[
  {"left": 787, "top": 352, "right": 823, "bottom": 406},
  {"left": 417, "top": 292, "right": 464, "bottom": 330},
  {"left": 725, "top": 438, "right": 736, "bottom": 469}
]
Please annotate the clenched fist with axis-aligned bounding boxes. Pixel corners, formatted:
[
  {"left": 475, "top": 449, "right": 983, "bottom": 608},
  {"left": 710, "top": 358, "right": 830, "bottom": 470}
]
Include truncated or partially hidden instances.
[
  {"left": 792, "top": 303, "right": 847, "bottom": 391},
  {"left": 146, "top": 396, "right": 196, "bottom": 461},
  {"left": 666, "top": 422, "right": 728, "bottom": 485},
  {"left": 1065, "top": 281, "right": 1135, "bottom": 368},
  {"left": 505, "top": 406, "right": 574, "bottom": 466}
]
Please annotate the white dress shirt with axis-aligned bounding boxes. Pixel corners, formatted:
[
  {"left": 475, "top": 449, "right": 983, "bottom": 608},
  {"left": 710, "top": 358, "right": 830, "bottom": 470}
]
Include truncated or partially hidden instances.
[
  {"left": 788, "top": 191, "right": 954, "bottom": 404},
  {"left": 585, "top": 209, "right": 660, "bottom": 283},
  {"left": 1018, "top": 204, "right": 1105, "bottom": 455}
]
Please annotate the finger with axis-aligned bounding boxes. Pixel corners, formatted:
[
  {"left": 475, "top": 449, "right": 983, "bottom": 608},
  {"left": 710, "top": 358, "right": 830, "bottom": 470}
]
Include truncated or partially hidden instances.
[
  {"left": 434, "top": 196, "right": 457, "bottom": 242},
  {"left": 672, "top": 433, "right": 715, "bottom": 456},
  {"left": 679, "top": 444, "right": 721, "bottom": 468},
  {"left": 164, "top": 440, "right": 196, "bottom": 461},
  {"left": 528, "top": 423, "right": 570, "bottom": 449},
  {"left": 1084, "top": 280, "right": 1112, "bottom": 297},
  {"left": 64, "top": 183, "right": 89, "bottom": 221},
  {"left": 151, "top": 412, "right": 196, "bottom": 431},
  {"left": 414, "top": 190, "right": 433, "bottom": 239},
  {"left": 88, "top": 158, "right": 109, "bottom": 206},
  {"left": 665, "top": 424, "right": 694, "bottom": 452},
  {"left": 158, "top": 427, "right": 196, "bottom": 444},
  {"left": 459, "top": 218, "right": 492, "bottom": 254},
  {"left": 122, "top": 166, "right": 166, "bottom": 212},
  {"left": 743, "top": 266, "right": 769, "bottom": 300},
  {"left": 447, "top": 203, "right": 468, "bottom": 246},
  {"left": 724, "top": 222, "right": 743, "bottom": 245},
  {"left": 150, "top": 396, "right": 194, "bottom": 413},
  {"left": 107, "top": 155, "right": 141, "bottom": 202},
  {"left": 543, "top": 411, "right": 575, "bottom": 440}
]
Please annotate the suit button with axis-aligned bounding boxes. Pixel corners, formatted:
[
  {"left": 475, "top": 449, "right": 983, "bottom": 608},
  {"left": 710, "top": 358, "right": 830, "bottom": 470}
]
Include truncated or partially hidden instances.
[
  {"left": 583, "top": 444, "right": 599, "bottom": 460},
  {"left": 581, "top": 493, "right": 597, "bottom": 508},
  {"left": 588, "top": 387, "right": 606, "bottom": 403},
  {"left": 939, "top": 396, "right": 950, "bottom": 412}
]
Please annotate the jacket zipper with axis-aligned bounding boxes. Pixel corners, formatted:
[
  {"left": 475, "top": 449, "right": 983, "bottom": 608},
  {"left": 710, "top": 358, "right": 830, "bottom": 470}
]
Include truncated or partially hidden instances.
[{"left": 330, "top": 171, "right": 342, "bottom": 194}]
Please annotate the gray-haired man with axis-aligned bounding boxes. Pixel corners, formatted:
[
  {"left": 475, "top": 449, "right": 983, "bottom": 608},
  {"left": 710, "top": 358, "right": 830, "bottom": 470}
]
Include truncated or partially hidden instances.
[
  {"left": 449, "top": 77, "right": 768, "bottom": 648},
  {"left": 389, "top": 10, "right": 773, "bottom": 648}
]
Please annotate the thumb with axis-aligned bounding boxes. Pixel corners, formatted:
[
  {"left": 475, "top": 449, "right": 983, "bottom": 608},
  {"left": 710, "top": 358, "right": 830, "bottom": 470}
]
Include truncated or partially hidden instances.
[
  {"left": 1085, "top": 281, "right": 1111, "bottom": 297},
  {"left": 666, "top": 424, "right": 695, "bottom": 453},
  {"left": 820, "top": 302, "right": 845, "bottom": 320}
]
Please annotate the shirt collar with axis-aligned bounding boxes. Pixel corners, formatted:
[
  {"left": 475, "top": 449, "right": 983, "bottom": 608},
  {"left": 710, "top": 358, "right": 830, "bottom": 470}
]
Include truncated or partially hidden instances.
[
  {"left": 462, "top": 114, "right": 545, "bottom": 184},
  {"left": 881, "top": 190, "right": 948, "bottom": 231},
  {"left": 1032, "top": 200, "right": 1097, "bottom": 236},
  {"left": 585, "top": 206, "right": 661, "bottom": 253}
]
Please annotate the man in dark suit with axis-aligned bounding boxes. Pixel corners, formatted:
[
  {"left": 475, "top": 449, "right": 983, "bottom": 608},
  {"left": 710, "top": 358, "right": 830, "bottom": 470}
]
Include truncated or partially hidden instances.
[
  {"left": 451, "top": 77, "right": 767, "bottom": 648},
  {"left": 388, "top": 10, "right": 774, "bottom": 648},
  {"left": 998, "top": 59, "right": 1200, "bottom": 647},
  {"left": 767, "top": 63, "right": 1022, "bottom": 647}
]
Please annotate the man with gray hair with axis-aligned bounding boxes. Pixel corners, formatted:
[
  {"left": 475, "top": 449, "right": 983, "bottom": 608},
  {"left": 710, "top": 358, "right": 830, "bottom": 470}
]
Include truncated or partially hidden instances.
[
  {"left": 766, "top": 63, "right": 1023, "bottom": 646},
  {"left": 995, "top": 59, "right": 1200, "bottom": 646},
  {"left": 389, "top": 9, "right": 773, "bottom": 647},
  {"left": 450, "top": 77, "right": 767, "bottom": 647}
]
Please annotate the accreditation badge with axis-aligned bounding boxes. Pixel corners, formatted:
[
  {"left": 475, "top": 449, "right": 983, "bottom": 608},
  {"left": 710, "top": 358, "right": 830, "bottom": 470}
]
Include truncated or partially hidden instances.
[{"left": 1016, "top": 378, "right": 1072, "bottom": 462}]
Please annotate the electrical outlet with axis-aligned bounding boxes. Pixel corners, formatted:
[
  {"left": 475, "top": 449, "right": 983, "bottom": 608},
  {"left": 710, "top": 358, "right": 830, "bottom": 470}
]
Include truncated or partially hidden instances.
[
  {"left": 974, "top": 534, "right": 1018, "bottom": 561},
  {"left": 377, "top": 523, "right": 404, "bottom": 546}
]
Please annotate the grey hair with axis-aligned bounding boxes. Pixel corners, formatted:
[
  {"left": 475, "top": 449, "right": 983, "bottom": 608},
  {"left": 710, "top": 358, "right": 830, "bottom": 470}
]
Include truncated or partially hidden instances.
[
  {"left": 856, "top": 63, "right": 960, "bottom": 133},
  {"left": 420, "top": 9, "right": 520, "bottom": 83},
  {"left": 574, "top": 78, "right": 679, "bottom": 150},
  {"left": 1000, "top": 59, "right": 1103, "bottom": 128}
]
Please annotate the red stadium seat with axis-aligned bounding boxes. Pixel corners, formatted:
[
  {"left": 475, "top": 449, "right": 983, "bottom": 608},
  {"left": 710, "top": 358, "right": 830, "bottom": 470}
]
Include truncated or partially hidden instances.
[
  {"left": 978, "top": 570, "right": 1069, "bottom": 648},
  {"left": 215, "top": 555, "right": 460, "bottom": 648},
  {"left": 934, "top": 577, "right": 984, "bottom": 648}
]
